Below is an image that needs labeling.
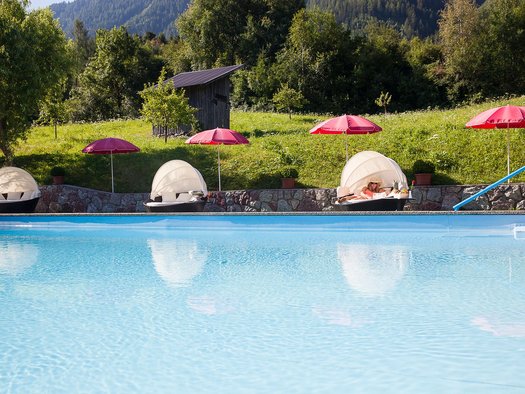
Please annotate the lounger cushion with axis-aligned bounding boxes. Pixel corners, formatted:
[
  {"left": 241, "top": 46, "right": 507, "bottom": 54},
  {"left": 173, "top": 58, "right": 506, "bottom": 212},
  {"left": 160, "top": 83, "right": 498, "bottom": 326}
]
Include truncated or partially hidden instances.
[
  {"left": 7, "top": 192, "right": 22, "bottom": 200},
  {"left": 161, "top": 191, "right": 178, "bottom": 202},
  {"left": 175, "top": 193, "right": 191, "bottom": 202}
]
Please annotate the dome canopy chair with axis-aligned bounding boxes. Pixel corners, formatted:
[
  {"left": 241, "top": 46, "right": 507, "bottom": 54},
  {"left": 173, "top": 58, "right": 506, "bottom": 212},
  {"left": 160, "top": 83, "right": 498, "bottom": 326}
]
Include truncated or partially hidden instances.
[
  {"left": 334, "top": 151, "right": 410, "bottom": 211},
  {"left": 144, "top": 160, "right": 208, "bottom": 212},
  {"left": 0, "top": 167, "right": 41, "bottom": 213}
]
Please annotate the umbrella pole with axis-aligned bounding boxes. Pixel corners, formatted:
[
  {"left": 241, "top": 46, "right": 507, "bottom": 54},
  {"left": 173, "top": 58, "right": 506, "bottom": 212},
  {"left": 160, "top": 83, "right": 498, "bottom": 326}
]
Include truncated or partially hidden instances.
[
  {"left": 217, "top": 145, "right": 221, "bottom": 192},
  {"left": 345, "top": 133, "right": 349, "bottom": 162},
  {"left": 110, "top": 151, "right": 114, "bottom": 193},
  {"left": 506, "top": 125, "right": 510, "bottom": 182}
]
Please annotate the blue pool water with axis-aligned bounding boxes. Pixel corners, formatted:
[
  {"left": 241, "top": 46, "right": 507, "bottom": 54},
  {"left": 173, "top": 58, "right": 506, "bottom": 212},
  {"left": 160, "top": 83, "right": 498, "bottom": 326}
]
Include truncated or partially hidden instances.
[{"left": 1, "top": 214, "right": 525, "bottom": 393}]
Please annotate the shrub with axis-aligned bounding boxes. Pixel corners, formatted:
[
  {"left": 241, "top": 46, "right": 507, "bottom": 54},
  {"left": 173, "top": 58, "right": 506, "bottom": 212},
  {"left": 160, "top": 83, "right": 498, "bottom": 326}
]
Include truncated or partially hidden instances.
[
  {"left": 279, "top": 167, "right": 299, "bottom": 178},
  {"left": 412, "top": 160, "right": 435, "bottom": 174},
  {"left": 50, "top": 166, "right": 66, "bottom": 176}
]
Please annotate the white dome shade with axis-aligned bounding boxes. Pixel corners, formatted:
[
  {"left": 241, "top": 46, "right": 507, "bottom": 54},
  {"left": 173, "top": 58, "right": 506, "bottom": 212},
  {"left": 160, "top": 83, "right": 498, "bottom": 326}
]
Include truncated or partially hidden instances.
[
  {"left": 0, "top": 167, "right": 40, "bottom": 194},
  {"left": 148, "top": 239, "right": 208, "bottom": 287},
  {"left": 338, "top": 243, "right": 408, "bottom": 297},
  {"left": 150, "top": 160, "right": 207, "bottom": 199},
  {"left": 340, "top": 151, "right": 407, "bottom": 195}
]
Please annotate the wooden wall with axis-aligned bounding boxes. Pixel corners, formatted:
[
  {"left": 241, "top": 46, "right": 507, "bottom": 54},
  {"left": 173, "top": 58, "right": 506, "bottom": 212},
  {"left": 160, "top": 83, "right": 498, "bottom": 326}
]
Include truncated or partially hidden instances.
[{"left": 152, "top": 77, "right": 232, "bottom": 137}]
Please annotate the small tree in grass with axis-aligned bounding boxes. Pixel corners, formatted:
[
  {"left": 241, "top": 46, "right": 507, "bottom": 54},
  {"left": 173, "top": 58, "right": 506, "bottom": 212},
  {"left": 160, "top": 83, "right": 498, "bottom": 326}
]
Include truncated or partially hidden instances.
[
  {"left": 375, "top": 91, "right": 392, "bottom": 115},
  {"left": 38, "top": 79, "right": 69, "bottom": 139},
  {"left": 272, "top": 84, "right": 307, "bottom": 119},
  {"left": 139, "top": 68, "right": 197, "bottom": 143}
]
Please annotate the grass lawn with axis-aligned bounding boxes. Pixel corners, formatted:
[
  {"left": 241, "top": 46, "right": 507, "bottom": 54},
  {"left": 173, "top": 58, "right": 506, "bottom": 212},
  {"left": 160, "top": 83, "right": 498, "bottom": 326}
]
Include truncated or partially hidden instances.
[{"left": 6, "top": 96, "right": 525, "bottom": 193}]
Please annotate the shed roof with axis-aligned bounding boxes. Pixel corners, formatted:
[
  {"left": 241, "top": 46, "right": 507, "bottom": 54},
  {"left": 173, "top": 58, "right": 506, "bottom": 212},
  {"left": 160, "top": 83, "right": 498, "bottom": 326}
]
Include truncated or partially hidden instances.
[{"left": 168, "top": 64, "right": 244, "bottom": 88}]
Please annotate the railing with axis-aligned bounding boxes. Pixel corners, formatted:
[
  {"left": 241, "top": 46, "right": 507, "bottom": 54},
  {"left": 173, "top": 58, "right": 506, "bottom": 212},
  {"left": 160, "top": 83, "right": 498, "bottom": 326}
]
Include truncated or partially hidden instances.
[{"left": 453, "top": 165, "right": 525, "bottom": 211}]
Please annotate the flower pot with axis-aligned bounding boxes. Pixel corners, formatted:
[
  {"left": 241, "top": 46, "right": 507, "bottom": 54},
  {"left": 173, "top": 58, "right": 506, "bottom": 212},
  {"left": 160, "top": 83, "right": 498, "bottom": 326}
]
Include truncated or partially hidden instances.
[
  {"left": 281, "top": 178, "right": 295, "bottom": 189},
  {"left": 414, "top": 173, "right": 432, "bottom": 186},
  {"left": 52, "top": 175, "right": 65, "bottom": 185}
]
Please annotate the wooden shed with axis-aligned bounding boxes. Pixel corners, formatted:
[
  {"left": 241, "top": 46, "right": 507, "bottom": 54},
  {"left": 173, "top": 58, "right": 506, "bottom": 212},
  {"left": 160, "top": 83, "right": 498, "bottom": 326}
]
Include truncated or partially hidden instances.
[{"left": 153, "top": 64, "right": 243, "bottom": 137}]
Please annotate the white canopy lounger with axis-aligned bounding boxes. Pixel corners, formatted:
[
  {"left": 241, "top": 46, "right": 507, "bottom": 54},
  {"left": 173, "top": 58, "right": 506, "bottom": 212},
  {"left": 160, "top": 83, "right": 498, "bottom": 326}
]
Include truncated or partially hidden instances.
[
  {"left": 334, "top": 151, "right": 410, "bottom": 211},
  {"left": 0, "top": 167, "right": 41, "bottom": 213},
  {"left": 144, "top": 160, "right": 208, "bottom": 212}
]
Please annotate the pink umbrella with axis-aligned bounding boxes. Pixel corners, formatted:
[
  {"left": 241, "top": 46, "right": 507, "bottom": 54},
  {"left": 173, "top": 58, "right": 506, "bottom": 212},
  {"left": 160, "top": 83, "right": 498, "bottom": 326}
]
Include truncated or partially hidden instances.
[
  {"left": 309, "top": 114, "right": 382, "bottom": 160},
  {"left": 186, "top": 128, "right": 249, "bottom": 191},
  {"left": 82, "top": 137, "right": 140, "bottom": 193},
  {"left": 466, "top": 105, "right": 525, "bottom": 177}
]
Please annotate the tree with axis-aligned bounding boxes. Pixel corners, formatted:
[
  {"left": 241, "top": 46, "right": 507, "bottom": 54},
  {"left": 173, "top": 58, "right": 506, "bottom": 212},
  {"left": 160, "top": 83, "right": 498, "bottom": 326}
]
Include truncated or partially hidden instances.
[
  {"left": 175, "top": 0, "right": 304, "bottom": 69},
  {"left": 374, "top": 91, "right": 392, "bottom": 115},
  {"left": 352, "top": 21, "right": 441, "bottom": 113},
  {"left": 475, "top": 0, "right": 525, "bottom": 97},
  {"left": 139, "top": 68, "right": 197, "bottom": 143},
  {"left": 72, "top": 19, "right": 95, "bottom": 74},
  {"left": 0, "top": 0, "right": 70, "bottom": 164},
  {"left": 438, "top": 0, "right": 481, "bottom": 101},
  {"left": 272, "top": 84, "right": 307, "bottom": 118},
  {"left": 69, "top": 26, "right": 160, "bottom": 121},
  {"left": 38, "top": 79, "right": 70, "bottom": 139},
  {"left": 274, "top": 8, "right": 354, "bottom": 113}
]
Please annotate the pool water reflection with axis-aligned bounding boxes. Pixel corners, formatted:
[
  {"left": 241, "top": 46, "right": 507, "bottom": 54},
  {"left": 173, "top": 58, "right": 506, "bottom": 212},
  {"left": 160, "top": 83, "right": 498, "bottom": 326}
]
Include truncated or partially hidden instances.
[{"left": 0, "top": 215, "right": 524, "bottom": 393}]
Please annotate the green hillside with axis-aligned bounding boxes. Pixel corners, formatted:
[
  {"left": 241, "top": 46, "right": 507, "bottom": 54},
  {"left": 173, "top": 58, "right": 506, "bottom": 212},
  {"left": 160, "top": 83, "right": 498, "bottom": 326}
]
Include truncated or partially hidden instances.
[
  {"left": 50, "top": 0, "right": 190, "bottom": 36},
  {"left": 9, "top": 97, "right": 525, "bottom": 193}
]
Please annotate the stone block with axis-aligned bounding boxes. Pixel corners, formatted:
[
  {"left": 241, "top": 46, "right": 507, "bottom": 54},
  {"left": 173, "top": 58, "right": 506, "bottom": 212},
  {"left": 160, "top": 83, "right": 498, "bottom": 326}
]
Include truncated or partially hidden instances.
[
  {"left": 441, "top": 194, "right": 460, "bottom": 210},
  {"left": 228, "top": 204, "right": 242, "bottom": 212},
  {"left": 249, "top": 200, "right": 262, "bottom": 210},
  {"left": 419, "top": 201, "right": 442, "bottom": 211},
  {"left": 110, "top": 193, "right": 121, "bottom": 205},
  {"left": 259, "top": 191, "right": 273, "bottom": 203},
  {"left": 260, "top": 202, "right": 273, "bottom": 212},
  {"left": 491, "top": 198, "right": 514, "bottom": 210},
  {"left": 277, "top": 199, "right": 291, "bottom": 212},
  {"left": 293, "top": 190, "right": 304, "bottom": 200},
  {"left": 426, "top": 187, "right": 442, "bottom": 202},
  {"left": 504, "top": 185, "right": 522, "bottom": 201},
  {"left": 411, "top": 188, "right": 423, "bottom": 204},
  {"left": 462, "top": 194, "right": 490, "bottom": 210}
]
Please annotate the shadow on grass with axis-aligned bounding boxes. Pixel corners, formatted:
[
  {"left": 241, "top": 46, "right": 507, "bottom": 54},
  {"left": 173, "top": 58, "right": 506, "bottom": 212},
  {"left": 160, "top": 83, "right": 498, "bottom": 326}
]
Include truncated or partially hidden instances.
[
  {"left": 10, "top": 146, "right": 286, "bottom": 193},
  {"left": 8, "top": 152, "right": 463, "bottom": 193}
]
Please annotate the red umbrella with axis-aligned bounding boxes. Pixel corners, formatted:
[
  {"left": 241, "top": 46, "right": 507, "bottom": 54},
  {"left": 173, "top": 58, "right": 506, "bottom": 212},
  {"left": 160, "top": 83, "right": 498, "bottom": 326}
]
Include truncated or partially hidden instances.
[
  {"left": 82, "top": 137, "right": 140, "bottom": 193},
  {"left": 466, "top": 105, "right": 525, "bottom": 177},
  {"left": 309, "top": 114, "right": 382, "bottom": 161},
  {"left": 186, "top": 128, "right": 249, "bottom": 191}
]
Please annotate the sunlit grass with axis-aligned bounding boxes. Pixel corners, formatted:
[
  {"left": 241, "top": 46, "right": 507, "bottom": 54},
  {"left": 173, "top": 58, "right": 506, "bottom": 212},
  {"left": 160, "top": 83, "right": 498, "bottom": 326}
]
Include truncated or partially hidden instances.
[{"left": 6, "top": 96, "right": 525, "bottom": 193}]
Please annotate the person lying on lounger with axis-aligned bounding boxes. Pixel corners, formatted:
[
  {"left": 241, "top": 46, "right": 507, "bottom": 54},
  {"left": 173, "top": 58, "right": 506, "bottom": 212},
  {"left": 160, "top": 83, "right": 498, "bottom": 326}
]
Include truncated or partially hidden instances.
[{"left": 360, "top": 180, "right": 385, "bottom": 199}]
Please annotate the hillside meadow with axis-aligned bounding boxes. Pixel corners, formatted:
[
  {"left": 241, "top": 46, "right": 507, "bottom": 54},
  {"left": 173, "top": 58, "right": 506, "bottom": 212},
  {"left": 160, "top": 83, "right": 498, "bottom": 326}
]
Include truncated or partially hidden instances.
[{"left": 7, "top": 97, "right": 525, "bottom": 193}]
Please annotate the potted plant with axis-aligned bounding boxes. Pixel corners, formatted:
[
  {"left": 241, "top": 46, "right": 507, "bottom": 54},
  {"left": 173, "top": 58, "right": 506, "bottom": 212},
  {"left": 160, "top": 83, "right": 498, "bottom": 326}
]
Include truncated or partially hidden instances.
[
  {"left": 50, "top": 166, "right": 66, "bottom": 185},
  {"left": 412, "top": 159, "right": 435, "bottom": 186},
  {"left": 279, "top": 167, "right": 298, "bottom": 189}
]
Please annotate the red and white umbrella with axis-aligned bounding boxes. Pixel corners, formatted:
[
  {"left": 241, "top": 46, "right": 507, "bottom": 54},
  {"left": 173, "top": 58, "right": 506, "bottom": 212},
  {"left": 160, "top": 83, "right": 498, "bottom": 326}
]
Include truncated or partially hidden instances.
[
  {"left": 82, "top": 137, "right": 140, "bottom": 193},
  {"left": 466, "top": 105, "right": 525, "bottom": 177},
  {"left": 186, "top": 128, "right": 249, "bottom": 191},
  {"left": 309, "top": 114, "right": 382, "bottom": 161}
]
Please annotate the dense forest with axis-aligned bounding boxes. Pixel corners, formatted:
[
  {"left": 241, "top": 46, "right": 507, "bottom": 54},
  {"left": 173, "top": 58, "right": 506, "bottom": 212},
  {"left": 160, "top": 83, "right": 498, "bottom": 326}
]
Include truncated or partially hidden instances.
[
  {"left": 308, "top": 0, "right": 485, "bottom": 37},
  {"left": 50, "top": 0, "right": 486, "bottom": 37}
]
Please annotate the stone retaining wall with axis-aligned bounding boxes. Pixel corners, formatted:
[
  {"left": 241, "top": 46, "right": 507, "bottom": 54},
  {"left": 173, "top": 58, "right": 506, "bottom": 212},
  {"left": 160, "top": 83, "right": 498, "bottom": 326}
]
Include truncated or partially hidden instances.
[{"left": 35, "top": 184, "right": 525, "bottom": 213}]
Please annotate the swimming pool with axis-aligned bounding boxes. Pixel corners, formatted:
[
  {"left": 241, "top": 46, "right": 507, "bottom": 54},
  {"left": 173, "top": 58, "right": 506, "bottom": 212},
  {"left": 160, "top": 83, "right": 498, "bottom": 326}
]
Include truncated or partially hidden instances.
[{"left": 1, "top": 213, "right": 525, "bottom": 393}]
